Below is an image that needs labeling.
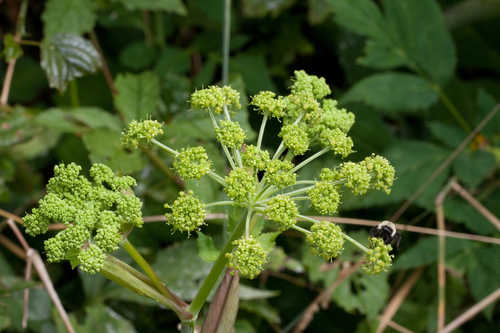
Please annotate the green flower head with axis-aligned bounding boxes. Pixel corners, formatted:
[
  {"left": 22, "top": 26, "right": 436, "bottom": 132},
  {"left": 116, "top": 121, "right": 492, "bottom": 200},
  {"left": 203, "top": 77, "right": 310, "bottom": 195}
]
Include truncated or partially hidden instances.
[
  {"left": 266, "top": 160, "right": 296, "bottom": 189},
  {"left": 23, "top": 163, "right": 142, "bottom": 274},
  {"left": 307, "top": 222, "right": 344, "bottom": 261},
  {"left": 190, "top": 85, "right": 241, "bottom": 114},
  {"left": 265, "top": 195, "right": 299, "bottom": 230},
  {"left": 224, "top": 167, "right": 255, "bottom": 203},
  {"left": 338, "top": 161, "right": 371, "bottom": 195},
  {"left": 319, "top": 128, "right": 353, "bottom": 158},
  {"left": 226, "top": 236, "right": 267, "bottom": 279},
  {"left": 362, "top": 154, "right": 395, "bottom": 194},
  {"left": 242, "top": 145, "right": 270, "bottom": 171},
  {"left": 121, "top": 120, "right": 164, "bottom": 150},
  {"left": 279, "top": 123, "right": 310, "bottom": 156},
  {"left": 165, "top": 191, "right": 206, "bottom": 234},
  {"left": 291, "top": 70, "right": 331, "bottom": 100},
  {"left": 174, "top": 146, "right": 212, "bottom": 180},
  {"left": 215, "top": 120, "right": 246, "bottom": 149},
  {"left": 363, "top": 237, "right": 393, "bottom": 274},
  {"left": 250, "top": 91, "right": 286, "bottom": 118},
  {"left": 308, "top": 181, "right": 341, "bottom": 215}
]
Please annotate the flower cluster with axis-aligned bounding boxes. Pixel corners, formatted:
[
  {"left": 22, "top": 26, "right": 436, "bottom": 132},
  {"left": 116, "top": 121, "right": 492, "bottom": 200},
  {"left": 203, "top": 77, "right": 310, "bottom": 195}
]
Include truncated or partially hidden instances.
[
  {"left": 23, "top": 163, "right": 143, "bottom": 273},
  {"left": 121, "top": 120, "right": 163, "bottom": 149},
  {"left": 120, "top": 70, "right": 396, "bottom": 279},
  {"left": 363, "top": 237, "right": 394, "bottom": 274}
]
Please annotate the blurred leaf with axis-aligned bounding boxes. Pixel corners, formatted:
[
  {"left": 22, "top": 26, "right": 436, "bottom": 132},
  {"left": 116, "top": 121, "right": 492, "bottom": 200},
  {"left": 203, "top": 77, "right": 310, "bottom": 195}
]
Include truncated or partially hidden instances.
[
  {"left": 82, "top": 129, "right": 144, "bottom": 173},
  {"left": 328, "top": 0, "right": 387, "bottom": 39},
  {"left": 443, "top": 197, "right": 497, "bottom": 235},
  {"left": 197, "top": 231, "right": 219, "bottom": 262},
  {"left": 0, "top": 316, "right": 10, "bottom": 330},
  {"left": 393, "top": 237, "right": 476, "bottom": 270},
  {"left": 10, "top": 131, "right": 61, "bottom": 160},
  {"left": 477, "top": 89, "right": 500, "bottom": 140},
  {"left": 239, "top": 285, "right": 279, "bottom": 300},
  {"left": 154, "top": 240, "right": 212, "bottom": 300},
  {"left": 0, "top": 107, "right": 38, "bottom": 149},
  {"left": 241, "top": 0, "right": 295, "bottom": 17},
  {"left": 10, "top": 57, "right": 48, "bottom": 103},
  {"left": 56, "top": 305, "right": 136, "bottom": 333},
  {"left": 159, "top": 72, "right": 191, "bottom": 115},
  {"left": 114, "top": 71, "right": 161, "bottom": 123},
  {"left": 266, "top": 247, "right": 304, "bottom": 273},
  {"left": 427, "top": 121, "right": 466, "bottom": 148},
  {"left": 119, "top": 41, "right": 156, "bottom": 70},
  {"left": 308, "top": 0, "right": 334, "bottom": 24},
  {"left": 41, "top": 34, "right": 101, "bottom": 92},
  {"left": 342, "top": 72, "right": 438, "bottom": 111},
  {"left": 155, "top": 46, "right": 190, "bottom": 74},
  {"left": 42, "top": 0, "right": 97, "bottom": 37},
  {"left": 382, "top": 0, "right": 456, "bottom": 83},
  {"left": 358, "top": 39, "right": 408, "bottom": 70},
  {"left": 113, "top": 0, "right": 187, "bottom": 15},
  {"left": 239, "top": 300, "right": 281, "bottom": 324},
  {"left": 230, "top": 55, "right": 275, "bottom": 94},
  {"left": 2, "top": 34, "right": 22, "bottom": 62},
  {"left": 234, "top": 319, "right": 255, "bottom": 333},
  {"left": 35, "top": 108, "right": 121, "bottom": 133},
  {"left": 453, "top": 150, "right": 496, "bottom": 188},
  {"left": 257, "top": 232, "right": 280, "bottom": 252}
]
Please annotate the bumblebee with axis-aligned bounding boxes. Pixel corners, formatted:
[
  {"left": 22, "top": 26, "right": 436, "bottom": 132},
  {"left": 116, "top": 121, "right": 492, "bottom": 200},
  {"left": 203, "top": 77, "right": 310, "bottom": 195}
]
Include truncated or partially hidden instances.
[{"left": 369, "top": 221, "right": 401, "bottom": 250}]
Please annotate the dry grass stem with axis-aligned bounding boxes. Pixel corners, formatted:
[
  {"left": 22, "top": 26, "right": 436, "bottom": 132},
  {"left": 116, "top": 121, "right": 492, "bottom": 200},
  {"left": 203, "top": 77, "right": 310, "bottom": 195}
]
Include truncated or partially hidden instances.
[{"left": 22, "top": 254, "right": 33, "bottom": 328}]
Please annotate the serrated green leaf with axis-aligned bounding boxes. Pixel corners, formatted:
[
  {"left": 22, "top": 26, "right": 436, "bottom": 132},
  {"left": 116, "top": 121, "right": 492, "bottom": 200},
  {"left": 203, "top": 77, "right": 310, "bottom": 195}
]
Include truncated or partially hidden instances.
[
  {"left": 42, "top": 0, "right": 97, "bottom": 37},
  {"left": 342, "top": 72, "right": 439, "bottom": 111},
  {"left": 197, "top": 232, "right": 220, "bottom": 262},
  {"left": 41, "top": 34, "right": 101, "bottom": 92},
  {"left": 153, "top": 240, "right": 212, "bottom": 300},
  {"left": 82, "top": 129, "right": 144, "bottom": 174},
  {"left": 383, "top": 0, "right": 456, "bottom": 83},
  {"left": 114, "top": 72, "right": 161, "bottom": 123},
  {"left": 112, "top": 0, "right": 187, "bottom": 15},
  {"left": 2, "top": 34, "right": 23, "bottom": 62},
  {"left": 358, "top": 39, "right": 408, "bottom": 70},
  {"left": 328, "top": 0, "right": 387, "bottom": 39}
]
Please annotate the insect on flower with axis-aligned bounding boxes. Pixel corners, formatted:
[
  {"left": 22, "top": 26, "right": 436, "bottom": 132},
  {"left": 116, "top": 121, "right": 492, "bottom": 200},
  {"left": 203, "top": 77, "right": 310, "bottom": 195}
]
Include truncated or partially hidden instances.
[{"left": 369, "top": 221, "right": 401, "bottom": 250}]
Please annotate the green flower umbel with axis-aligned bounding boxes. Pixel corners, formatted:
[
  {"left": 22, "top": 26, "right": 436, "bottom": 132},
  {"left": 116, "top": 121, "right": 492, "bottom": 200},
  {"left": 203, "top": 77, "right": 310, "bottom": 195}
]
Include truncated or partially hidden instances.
[
  {"left": 265, "top": 195, "right": 298, "bottom": 230},
  {"left": 174, "top": 146, "right": 212, "bottom": 180},
  {"left": 121, "top": 120, "right": 164, "bottom": 149},
  {"left": 23, "top": 163, "right": 143, "bottom": 273},
  {"left": 165, "top": 191, "right": 206, "bottom": 234},
  {"left": 306, "top": 222, "right": 344, "bottom": 261},
  {"left": 226, "top": 236, "right": 267, "bottom": 279},
  {"left": 224, "top": 168, "right": 255, "bottom": 203},
  {"left": 363, "top": 237, "right": 393, "bottom": 274},
  {"left": 190, "top": 85, "right": 241, "bottom": 114}
]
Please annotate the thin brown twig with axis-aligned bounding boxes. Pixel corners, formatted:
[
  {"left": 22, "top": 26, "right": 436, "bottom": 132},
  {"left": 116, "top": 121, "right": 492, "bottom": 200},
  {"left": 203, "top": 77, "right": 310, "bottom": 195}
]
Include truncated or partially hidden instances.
[
  {"left": 0, "top": 208, "right": 23, "bottom": 223},
  {"left": 89, "top": 30, "right": 118, "bottom": 95},
  {"left": 435, "top": 179, "right": 455, "bottom": 332},
  {"left": 7, "top": 219, "right": 30, "bottom": 252},
  {"left": 0, "top": 233, "right": 26, "bottom": 259},
  {"left": 292, "top": 261, "right": 362, "bottom": 333},
  {"left": 391, "top": 104, "right": 500, "bottom": 221},
  {"left": 377, "top": 268, "right": 423, "bottom": 333},
  {"left": 450, "top": 180, "right": 500, "bottom": 231},
  {"left": 441, "top": 288, "right": 500, "bottom": 333},
  {"left": 386, "top": 320, "right": 414, "bottom": 333},
  {"left": 22, "top": 254, "right": 33, "bottom": 328}
]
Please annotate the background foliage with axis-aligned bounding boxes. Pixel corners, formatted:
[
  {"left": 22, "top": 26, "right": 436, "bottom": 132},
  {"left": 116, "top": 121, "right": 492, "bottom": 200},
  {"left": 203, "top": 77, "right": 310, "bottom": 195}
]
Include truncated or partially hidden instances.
[{"left": 1, "top": 0, "right": 499, "bottom": 332}]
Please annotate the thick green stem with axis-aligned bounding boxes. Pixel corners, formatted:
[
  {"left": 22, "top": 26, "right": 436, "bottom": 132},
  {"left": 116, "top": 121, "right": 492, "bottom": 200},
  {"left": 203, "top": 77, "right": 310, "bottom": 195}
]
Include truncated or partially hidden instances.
[
  {"left": 100, "top": 255, "right": 192, "bottom": 320},
  {"left": 208, "top": 171, "right": 226, "bottom": 186},
  {"left": 122, "top": 239, "right": 188, "bottom": 308},
  {"left": 222, "top": 0, "right": 231, "bottom": 85},
  {"left": 291, "top": 148, "right": 329, "bottom": 173},
  {"left": 151, "top": 138, "right": 179, "bottom": 157},
  {"left": 206, "top": 200, "right": 235, "bottom": 208},
  {"left": 188, "top": 214, "right": 246, "bottom": 316},
  {"left": 257, "top": 114, "right": 268, "bottom": 150}
]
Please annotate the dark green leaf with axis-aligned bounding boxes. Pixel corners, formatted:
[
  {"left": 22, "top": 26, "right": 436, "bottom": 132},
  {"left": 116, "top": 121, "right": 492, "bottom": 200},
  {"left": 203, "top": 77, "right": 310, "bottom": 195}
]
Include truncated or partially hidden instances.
[
  {"left": 40, "top": 34, "right": 101, "bottom": 92},
  {"left": 358, "top": 39, "right": 408, "bottom": 70},
  {"left": 328, "top": 0, "right": 387, "bottom": 39},
  {"left": 453, "top": 150, "right": 496, "bottom": 188},
  {"left": 427, "top": 121, "right": 466, "bottom": 148},
  {"left": 342, "top": 72, "right": 438, "bottom": 111},
  {"left": 119, "top": 41, "right": 156, "bottom": 70},
  {"left": 308, "top": 0, "right": 334, "bottom": 24},
  {"left": 197, "top": 232, "right": 219, "bottom": 262},
  {"left": 114, "top": 72, "right": 161, "bottom": 123},
  {"left": 42, "top": 0, "right": 97, "bottom": 37},
  {"left": 383, "top": 0, "right": 456, "bottom": 83},
  {"left": 113, "top": 0, "right": 187, "bottom": 15},
  {"left": 2, "top": 34, "right": 23, "bottom": 62},
  {"left": 230, "top": 55, "right": 275, "bottom": 94},
  {"left": 155, "top": 47, "right": 190, "bottom": 74}
]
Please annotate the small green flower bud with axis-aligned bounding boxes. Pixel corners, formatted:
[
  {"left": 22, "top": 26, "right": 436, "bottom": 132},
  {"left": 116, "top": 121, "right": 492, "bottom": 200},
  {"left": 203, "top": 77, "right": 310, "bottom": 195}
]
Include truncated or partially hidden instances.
[
  {"left": 174, "top": 146, "right": 212, "bottom": 180},
  {"left": 121, "top": 120, "right": 164, "bottom": 149},
  {"left": 362, "top": 155, "right": 395, "bottom": 194},
  {"left": 265, "top": 160, "right": 296, "bottom": 189},
  {"left": 78, "top": 244, "right": 105, "bottom": 274},
  {"left": 44, "top": 237, "right": 66, "bottom": 263},
  {"left": 363, "top": 237, "right": 393, "bottom": 274},
  {"left": 23, "top": 209, "right": 51, "bottom": 236},
  {"left": 224, "top": 167, "right": 255, "bottom": 203},
  {"left": 308, "top": 181, "right": 341, "bottom": 215},
  {"left": 226, "top": 236, "right": 267, "bottom": 279},
  {"left": 242, "top": 145, "right": 270, "bottom": 171},
  {"left": 321, "top": 99, "right": 355, "bottom": 133},
  {"left": 279, "top": 123, "right": 309, "bottom": 156},
  {"left": 215, "top": 120, "right": 246, "bottom": 149},
  {"left": 291, "top": 70, "right": 331, "bottom": 100},
  {"left": 319, "top": 128, "right": 353, "bottom": 158},
  {"left": 338, "top": 162, "right": 371, "bottom": 195},
  {"left": 165, "top": 191, "right": 206, "bottom": 233},
  {"left": 94, "top": 211, "right": 121, "bottom": 252},
  {"left": 250, "top": 91, "right": 286, "bottom": 118},
  {"left": 265, "top": 195, "right": 298, "bottom": 230},
  {"left": 306, "top": 222, "right": 344, "bottom": 260},
  {"left": 116, "top": 195, "right": 143, "bottom": 227},
  {"left": 190, "top": 86, "right": 241, "bottom": 114},
  {"left": 283, "top": 93, "right": 320, "bottom": 121},
  {"left": 319, "top": 168, "right": 337, "bottom": 182}
]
